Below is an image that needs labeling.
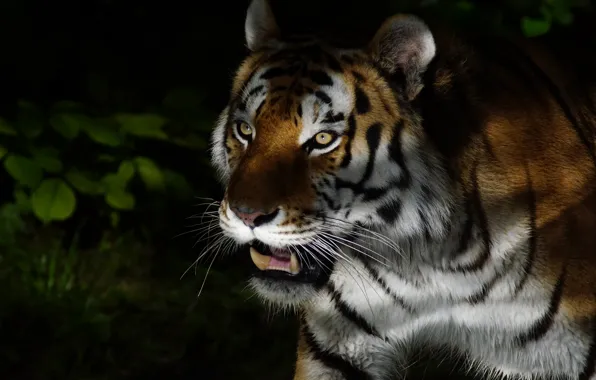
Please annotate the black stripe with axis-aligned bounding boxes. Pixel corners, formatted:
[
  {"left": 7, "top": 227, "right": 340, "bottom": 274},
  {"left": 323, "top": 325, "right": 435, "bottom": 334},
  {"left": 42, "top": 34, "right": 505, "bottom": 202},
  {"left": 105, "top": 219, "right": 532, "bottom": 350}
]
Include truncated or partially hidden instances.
[
  {"left": 317, "top": 190, "right": 337, "bottom": 210},
  {"left": 513, "top": 163, "right": 538, "bottom": 298},
  {"left": 358, "top": 123, "right": 382, "bottom": 186},
  {"left": 254, "top": 100, "right": 265, "bottom": 120},
  {"left": 340, "top": 113, "right": 357, "bottom": 167},
  {"left": 260, "top": 65, "right": 300, "bottom": 80},
  {"left": 223, "top": 124, "right": 231, "bottom": 155},
  {"left": 326, "top": 283, "right": 381, "bottom": 338},
  {"left": 418, "top": 208, "right": 432, "bottom": 242},
  {"left": 336, "top": 123, "right": 383, "bottom": 193},
  {"left": 352, "top": 71, "right": 365, "bottom": 82},
  {"left": 314, "top": 90, "right": 332, "bottom": 105},
  {"left": 467, "top": 257, "right": 514, "bottom": 304},
  {"left": 309, "top": 70, "right": 334, "bottom": 86},
  {"left": 361, "top": 261, "right": 415, "bottom": 314},
  {"left": 456, "top": 164, "right": 491, "bottom": 274},
  {"left": 451, "top": 212, "right": 474, "bottom": 265},
  {"left": 377, "top": 201, "right": 401, "bottom": 224},
  {"left": 236, "top": 100, "right": 246, "bottom": 111},
  {"left": 579, "top": 318, "right": 596, "bottom": 380},
  {"left": 322, "top": 111, "right": 345, "bottom": 124},
  {"left": 387, "top": 121, "right": 411, "bottom": 188},
  {"left": 237, "top": 64, "right": 261, "bottom": 102},
  {"left": 302, "top": 323, "right": 372, "bottom": 380},
  {"left": 354, "top": 85, "right": 371, "bottom": 114},
  {"left": 505, "top": 43, "right": 596, "bottom": 168},
  {"left": 515, "top": 266, "right": 567, "bottom": 346},
  {"left": 361, "top": 186, "right": 389, "bottom": 202},
  {"left": 247, "top": 84, "right": 264, "bottom": 97}
]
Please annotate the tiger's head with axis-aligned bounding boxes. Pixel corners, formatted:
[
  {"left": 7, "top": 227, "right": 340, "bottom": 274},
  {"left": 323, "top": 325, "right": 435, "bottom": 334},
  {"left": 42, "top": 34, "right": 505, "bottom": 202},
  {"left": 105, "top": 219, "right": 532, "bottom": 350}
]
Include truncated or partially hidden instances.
[{"left": 210, "top": 0, "right": 453, "bottom": 307}]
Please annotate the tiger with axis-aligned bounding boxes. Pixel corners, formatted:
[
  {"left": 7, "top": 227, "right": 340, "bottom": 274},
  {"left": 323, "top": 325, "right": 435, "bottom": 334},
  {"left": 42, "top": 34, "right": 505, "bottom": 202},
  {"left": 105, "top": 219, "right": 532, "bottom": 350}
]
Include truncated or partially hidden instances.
[{"left": 208, "top": 0, "right": 596, "bottom": 378}]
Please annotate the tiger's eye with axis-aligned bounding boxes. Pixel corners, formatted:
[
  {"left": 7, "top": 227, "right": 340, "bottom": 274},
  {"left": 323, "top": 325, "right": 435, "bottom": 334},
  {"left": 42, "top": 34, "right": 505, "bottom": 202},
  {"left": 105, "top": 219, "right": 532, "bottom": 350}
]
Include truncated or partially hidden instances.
[
  {"left": 237, "top": 122, "right": 253, "bottom": 138},
  {"left": 315, "top": 132, "right": 334, "bottom": 146}
]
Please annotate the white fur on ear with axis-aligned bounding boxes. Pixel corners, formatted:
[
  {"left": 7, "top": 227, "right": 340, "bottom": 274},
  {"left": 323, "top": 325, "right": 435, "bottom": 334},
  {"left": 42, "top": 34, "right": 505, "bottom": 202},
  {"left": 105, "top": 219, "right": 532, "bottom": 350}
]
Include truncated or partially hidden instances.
[
  {"left": 369, "top": 15, "right": 436, "bottom": 99},
  {"left": 245, "top": 0, "right": 280, "bottom": 51}
]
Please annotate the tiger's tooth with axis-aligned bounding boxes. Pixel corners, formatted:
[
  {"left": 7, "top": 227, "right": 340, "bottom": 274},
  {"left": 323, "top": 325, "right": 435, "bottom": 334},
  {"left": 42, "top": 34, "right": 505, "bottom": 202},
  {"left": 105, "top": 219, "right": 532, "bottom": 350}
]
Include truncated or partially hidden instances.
[
  {"left": 250, "top": 246, "right": 271, "bottom": 271},
  {"left": 290, "top": 253, "right": 300, "bottom": 274}
]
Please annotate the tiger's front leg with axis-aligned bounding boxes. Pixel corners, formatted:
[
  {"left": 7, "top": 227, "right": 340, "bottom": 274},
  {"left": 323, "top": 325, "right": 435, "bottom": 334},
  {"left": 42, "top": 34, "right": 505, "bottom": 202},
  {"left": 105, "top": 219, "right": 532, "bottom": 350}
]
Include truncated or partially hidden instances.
[
  {"left": 293, "top": 319, "right": 406, "bottom": 380},
  {"left": 293, "top": 328, "right": 346, "bottom": 380}
]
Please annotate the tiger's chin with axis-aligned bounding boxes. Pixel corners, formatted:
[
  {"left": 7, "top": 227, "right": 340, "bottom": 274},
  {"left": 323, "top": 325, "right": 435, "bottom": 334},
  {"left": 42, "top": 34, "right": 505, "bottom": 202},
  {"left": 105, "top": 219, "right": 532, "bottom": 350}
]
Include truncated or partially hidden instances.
[{"left": 247, "top": 241, "right": 333, "bottom": 308}]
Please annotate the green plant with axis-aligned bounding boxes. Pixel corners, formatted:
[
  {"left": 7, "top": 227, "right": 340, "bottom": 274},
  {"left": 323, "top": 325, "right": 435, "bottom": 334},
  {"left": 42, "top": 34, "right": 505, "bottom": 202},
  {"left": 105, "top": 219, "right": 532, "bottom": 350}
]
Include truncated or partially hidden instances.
[
  {"left": 0, "top": 91, "right": 213, "bottom": 226},
  {"left": 519, "top": 0, "right": 585, "bottom": 36},
  {"left": 401, "top": 0, "right": 593, "bottom": 37}
]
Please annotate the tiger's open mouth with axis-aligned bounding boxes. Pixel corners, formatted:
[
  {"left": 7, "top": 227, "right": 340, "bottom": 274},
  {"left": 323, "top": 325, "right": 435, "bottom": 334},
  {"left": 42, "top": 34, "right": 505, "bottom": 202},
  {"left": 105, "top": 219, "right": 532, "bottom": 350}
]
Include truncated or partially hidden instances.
[{"left": 249, "top": 241, "right": 329, "bottom": 283}]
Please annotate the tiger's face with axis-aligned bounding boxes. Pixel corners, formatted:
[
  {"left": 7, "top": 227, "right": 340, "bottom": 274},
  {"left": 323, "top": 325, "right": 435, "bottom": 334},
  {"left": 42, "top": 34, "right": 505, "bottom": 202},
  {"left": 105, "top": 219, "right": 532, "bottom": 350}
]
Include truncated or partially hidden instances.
[{"left": 210, "top": 0, "right": 447, "bottom": 307}]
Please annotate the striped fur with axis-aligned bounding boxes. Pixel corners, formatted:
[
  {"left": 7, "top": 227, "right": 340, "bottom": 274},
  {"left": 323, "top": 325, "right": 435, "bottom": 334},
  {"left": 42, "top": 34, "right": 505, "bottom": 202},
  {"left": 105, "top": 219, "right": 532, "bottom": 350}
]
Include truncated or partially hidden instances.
[{"left": 209, "top": 1, "right": 596, "bottom": 378}]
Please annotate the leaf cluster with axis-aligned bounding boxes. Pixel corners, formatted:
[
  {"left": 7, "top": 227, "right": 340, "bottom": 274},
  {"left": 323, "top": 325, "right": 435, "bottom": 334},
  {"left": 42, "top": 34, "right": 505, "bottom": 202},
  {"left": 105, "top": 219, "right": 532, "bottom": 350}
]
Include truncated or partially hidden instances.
[{"left": 0, "top": 89, "right": 214, "bottom": 227}]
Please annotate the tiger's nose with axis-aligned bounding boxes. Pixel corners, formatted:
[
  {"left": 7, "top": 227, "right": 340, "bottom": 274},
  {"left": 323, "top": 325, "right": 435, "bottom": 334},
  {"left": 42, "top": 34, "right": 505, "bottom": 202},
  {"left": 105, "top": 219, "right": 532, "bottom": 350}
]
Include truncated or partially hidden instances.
[{"left": 230, "top": 205, "right": 280, "bottom": 228}]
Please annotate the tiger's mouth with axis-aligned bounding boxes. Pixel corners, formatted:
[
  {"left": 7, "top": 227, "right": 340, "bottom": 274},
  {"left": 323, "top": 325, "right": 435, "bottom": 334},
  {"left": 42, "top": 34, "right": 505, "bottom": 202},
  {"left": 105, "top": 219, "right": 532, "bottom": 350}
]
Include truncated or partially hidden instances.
[{"left": 249, "top": 241, "right": 328, "bottom": 283}]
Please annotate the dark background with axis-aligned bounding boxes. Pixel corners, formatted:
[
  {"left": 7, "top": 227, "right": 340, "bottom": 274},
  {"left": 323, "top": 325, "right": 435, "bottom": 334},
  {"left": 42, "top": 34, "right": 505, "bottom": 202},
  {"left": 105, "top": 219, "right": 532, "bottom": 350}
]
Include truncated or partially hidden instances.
[{"left": 0, "top": 0, "right": 593, "bottom": 379}]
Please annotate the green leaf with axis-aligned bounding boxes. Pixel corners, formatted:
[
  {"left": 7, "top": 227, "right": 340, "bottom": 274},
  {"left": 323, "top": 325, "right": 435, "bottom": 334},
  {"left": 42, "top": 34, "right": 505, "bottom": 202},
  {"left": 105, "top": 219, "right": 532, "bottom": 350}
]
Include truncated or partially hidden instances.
[
  {"left": 3, "top": 155, "right": 43, "bottom": 188},
  {"left": 49, "top": 113, "right": 84, "bottom": 140},
  {"left": 30, "top": 147, "right": 63, "bottom": 173},
  {"left": 83, "top": 118, "right": 123, "bottom": 147},
  {"left": 550, "top": 2, "right": 574, "bottom": 25},
  {"left": 110, "top": 211, "right": 120, "bottom": 228},
  {"left": 101, "top": 174, "right": 123, "bottom": 190},
  {"left": 17, "top": 100, "right": 45, "bottom": 139},
  {"left": 133, "top": 156, "right": 164, "bottom": 190},
  {"left": 105, "top": 188, "right": 135, "bottom": 210},
  {"left": 115, "top": 113, "right": 169, "bottom": 139},
  {"left": 554, "top": 10, "right": 574, "bottom": 25},
  {"left": 116, "top": 160, "right": 135, "bottom": 183},
  {"left": 521, "top": 16, "right": 552, "bottom": 37},
  {"left": 0, "top": 118, "right": 16, "bottom": 136},
  {"left": 65, "top": 170, "right": 105, "bottom": 195},
  {"left": 31, "top": 178, "right": 77, "bottom": 222},
  {"left": 0, "top": 145, "right": 7, "bottom": 160},
  {"left": 35, "top": 156, "right": 63, "bottom": 173},
  {"left": 101, "top": 164, "right": 134, "bottom": 192},
  {"left": 13, "top": 188, "right": 31, "bottom": 212}
]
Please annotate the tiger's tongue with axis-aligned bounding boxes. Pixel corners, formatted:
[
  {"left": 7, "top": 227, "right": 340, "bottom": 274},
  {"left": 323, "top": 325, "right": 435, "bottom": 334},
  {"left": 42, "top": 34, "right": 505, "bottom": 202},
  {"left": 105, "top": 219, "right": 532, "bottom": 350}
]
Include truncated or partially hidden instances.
[{"left": 250, "top": 246, "right": 300, "bottom": 274}]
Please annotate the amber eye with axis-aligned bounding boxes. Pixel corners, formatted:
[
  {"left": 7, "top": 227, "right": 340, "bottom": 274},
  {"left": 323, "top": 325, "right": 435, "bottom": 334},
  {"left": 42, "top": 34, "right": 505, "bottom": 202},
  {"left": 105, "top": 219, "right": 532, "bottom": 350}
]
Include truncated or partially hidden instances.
[
  {"left": 314, "top": 132, "right": 335, "bottom": 146},
  {"left": 236, "top": 122, "right": 253, "bottom": 141}
]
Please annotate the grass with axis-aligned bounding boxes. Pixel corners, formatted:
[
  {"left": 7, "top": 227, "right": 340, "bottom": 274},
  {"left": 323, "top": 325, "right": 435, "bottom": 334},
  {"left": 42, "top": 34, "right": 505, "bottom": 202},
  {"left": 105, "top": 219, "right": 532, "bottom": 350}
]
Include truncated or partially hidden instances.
[
  {"left": 0, "top": 210, "right": 476, "bottom": 380},
  {"left": 0, "top": 220, "right": 298, "bottom": 380}
]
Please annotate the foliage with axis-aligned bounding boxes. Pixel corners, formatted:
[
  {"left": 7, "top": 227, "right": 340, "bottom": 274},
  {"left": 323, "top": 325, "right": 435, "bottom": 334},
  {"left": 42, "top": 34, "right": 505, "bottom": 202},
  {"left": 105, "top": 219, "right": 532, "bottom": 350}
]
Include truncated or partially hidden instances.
[
  {"left": 0, "top": 226, "right": 297, "bottom": 380},
  {"left": 0, "top": 92, "right": 214, "bottom": 227},
  {"left": 398, "top": 0, "right": 593, "bottom": 37},
  {"left": 512, "top": 0, "right": 589, "bottom": 36}
]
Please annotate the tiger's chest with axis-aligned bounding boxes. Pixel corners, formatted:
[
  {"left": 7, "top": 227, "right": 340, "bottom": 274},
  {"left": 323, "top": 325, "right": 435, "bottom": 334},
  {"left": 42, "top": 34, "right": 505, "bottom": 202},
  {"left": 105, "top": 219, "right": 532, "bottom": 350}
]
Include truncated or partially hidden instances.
[{"left": 301, "top": 241, "right": 528, "bottom": 358}]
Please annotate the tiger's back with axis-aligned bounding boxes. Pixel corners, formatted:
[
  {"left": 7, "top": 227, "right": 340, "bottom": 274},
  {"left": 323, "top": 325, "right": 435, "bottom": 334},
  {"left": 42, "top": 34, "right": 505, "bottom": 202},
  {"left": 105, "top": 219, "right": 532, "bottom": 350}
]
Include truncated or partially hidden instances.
[{"left": 210, "top": 1, "right": 596, "bottom": 378}]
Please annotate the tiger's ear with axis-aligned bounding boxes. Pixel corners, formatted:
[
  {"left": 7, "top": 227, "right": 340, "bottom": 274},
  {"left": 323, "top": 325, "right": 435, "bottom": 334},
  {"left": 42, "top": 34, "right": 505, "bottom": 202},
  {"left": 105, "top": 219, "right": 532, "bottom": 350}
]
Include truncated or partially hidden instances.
[
  {"left": 368, "top": 15, "right": 436, "bottom": 100},
  {"left": 245, "top": 0, "right": 280, "bottom": 51}
]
